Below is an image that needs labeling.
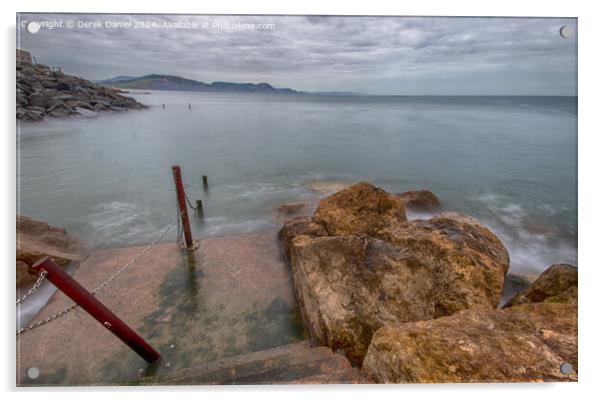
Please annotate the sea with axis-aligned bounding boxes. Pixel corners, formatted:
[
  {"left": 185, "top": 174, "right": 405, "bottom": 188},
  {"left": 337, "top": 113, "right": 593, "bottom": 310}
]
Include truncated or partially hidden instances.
[{"left": 17, "top": 92, "right": 577, "bottom": 275}]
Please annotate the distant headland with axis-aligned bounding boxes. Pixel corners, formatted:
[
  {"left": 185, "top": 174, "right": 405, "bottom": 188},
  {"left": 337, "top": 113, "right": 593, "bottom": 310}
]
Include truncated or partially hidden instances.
[
  {"left": 96, "top": 74, "right": 297, "bottom": 94},
  {"left": 96, "top": 74, "right": 359, "bottom": 96}
]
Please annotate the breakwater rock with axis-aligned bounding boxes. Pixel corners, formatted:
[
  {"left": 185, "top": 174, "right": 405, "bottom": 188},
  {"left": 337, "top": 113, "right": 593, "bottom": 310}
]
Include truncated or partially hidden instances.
[
  {"left": 17, "top": 50, "right": 146, "bottom": 121},
  {"left": 279, "top": 182, "right": 577, "bottom": 382},
  {"left": 279, "top": 182, "right": 509, "bottom": 365},
  {"left": 504, "top": 263, "right": 577, "bottom": 308},
  {"left": 363, "top": 301, "right": 577, "bottom": 383},
  {"left": 396, "top": 189, "right": 442, "bottom": 212},
  {"left": 17, "top": 215, "right": 84, "bottom": 287}
]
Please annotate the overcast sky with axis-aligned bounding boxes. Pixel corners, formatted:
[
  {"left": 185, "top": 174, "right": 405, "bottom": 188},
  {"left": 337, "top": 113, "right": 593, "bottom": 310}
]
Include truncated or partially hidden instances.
[{"left": 17, "top": 14, "right": 577, "bottom": 95}]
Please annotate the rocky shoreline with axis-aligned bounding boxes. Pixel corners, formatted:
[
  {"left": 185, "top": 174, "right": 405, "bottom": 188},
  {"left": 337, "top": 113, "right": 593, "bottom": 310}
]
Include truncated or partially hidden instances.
[
  {"left": 279, "top": 182, "right": 577, "bottom": 382},
  {"left": 16, "top": 182, "right": 577, "bottom": 384},
  {"left": 16, "top": 49, "right": 146, "bottom": 121}
]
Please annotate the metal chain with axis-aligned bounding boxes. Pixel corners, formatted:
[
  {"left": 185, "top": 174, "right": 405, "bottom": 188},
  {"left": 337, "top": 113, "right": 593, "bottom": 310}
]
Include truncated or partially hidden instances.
[
  {"left": 17, "top": 304, "right": 78, "bottom": 336},
  {"left": 184, "top": 190, "right": 198, "bottom": 210},
  {"left": 176, "top": 206, "right": 183, "bottom": 246},
  {"left": 16, "top": 220, "right": 176, "bottom": 337},
  {"left": 91, "top": 222, "right": 175, "bottom": 294},
  {"left": 16, "top": 270, "right": 48, "bottom": 305}
]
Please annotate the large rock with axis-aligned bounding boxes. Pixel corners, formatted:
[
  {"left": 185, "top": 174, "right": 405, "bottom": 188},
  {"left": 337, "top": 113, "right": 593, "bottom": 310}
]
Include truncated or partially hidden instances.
[
  {"left": 289, "top": 234, "right": 438, "bottom": 364},
  {"left": 16, "top": 215, "right": 84, "bottom": 287},
  {"left": 397, "top": 189, "right": 441, "bottom": 212},
  {"left": 278, "top": 217, "right": 327, "bottom": 260},
  {"left": 285, "top": 185, "right": 509, "bottom": 364},
  {"left": 378, "top": 212, "right": 510, "bottom": 315},
  {"left": 362, "top": 302, "right": 577, "bottom": 383},
  {"left": 313, "top": 182, "right": 407, "bottom": 236},
  {"left": 276, "top": 202, "right": 308, "bottom": 217},
  {"left": 504, "top": 263, "right": 577, "bottom": 308},
  {"left": 27, "top": 92, "right": 52, "bottom": 108}
]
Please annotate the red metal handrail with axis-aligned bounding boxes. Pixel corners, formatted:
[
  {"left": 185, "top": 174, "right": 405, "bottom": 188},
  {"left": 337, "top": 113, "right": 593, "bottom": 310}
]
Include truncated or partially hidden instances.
[{"left": 30, "top": 257, "right": 161, "bottom": 364}]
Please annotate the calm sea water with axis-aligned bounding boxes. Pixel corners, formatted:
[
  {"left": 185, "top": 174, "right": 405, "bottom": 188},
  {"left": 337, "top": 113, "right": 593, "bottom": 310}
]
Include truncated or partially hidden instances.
[{"left": 17, "top": 92, "right": 577, "bottom": 275}]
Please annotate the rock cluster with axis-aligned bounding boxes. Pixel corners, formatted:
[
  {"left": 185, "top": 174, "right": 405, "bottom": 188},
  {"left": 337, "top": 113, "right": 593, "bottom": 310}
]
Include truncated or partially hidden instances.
[
  {"left": 279, "top": 182, "right": 577, "bottom": 382},
  {"left": 17, "top": 51, "right": 146, "bottom": 121},
  {"left": 280, "top": 182, "right": 509, "bottom": 364},
  {"left": 17, "top": 215, "right": 84, "bottom": 287},
  {"left": 363, "top": 302, "right": 577, "bottom": 383}
]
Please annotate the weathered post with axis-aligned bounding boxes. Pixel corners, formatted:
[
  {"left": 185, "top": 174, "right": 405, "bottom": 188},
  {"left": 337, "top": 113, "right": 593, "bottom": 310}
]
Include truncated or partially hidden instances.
[
  {"left": 30, "top": 257, "right": 161, "bottom": 364},
  {"left": 196, "top": 200, "right": 204, "bottom": 217},
  {"left": 172, "top": 165, "right": 194, "bottom": 250},
  {"left": 202, "top": 175, "right": 209, "bottom": 191}
]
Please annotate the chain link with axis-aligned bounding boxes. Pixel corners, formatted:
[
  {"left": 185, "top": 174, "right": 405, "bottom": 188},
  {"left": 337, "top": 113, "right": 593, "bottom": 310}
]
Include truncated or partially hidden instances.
[
  {"left": 184, "top": 190, "right": 198, "bottom": 210},
  {"left": 91, "top": 222, "right": 175, "bottom": 294},
  {"left": 16, "top": 270, "right": 47, "bottom": 305},
  {"left": 17, "top": 304, "right": 78, "bottom": 336},
  {"left": 16, "top": 220, "right": 176, "bottom": 337}
]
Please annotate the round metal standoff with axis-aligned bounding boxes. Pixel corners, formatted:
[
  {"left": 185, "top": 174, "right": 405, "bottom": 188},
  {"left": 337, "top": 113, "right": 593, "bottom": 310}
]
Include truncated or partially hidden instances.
[
  {"left": 26, "top": 367, "right": 40, "bottom": 379},
  {"left": 560, "top": 362, "right": 574, "bottom": 374},
  {"left": 103, "top": 321, "right": 112, "bottom": 329},
  {"left": 559, "top": 25, "right": 572, "bottom": 39}
]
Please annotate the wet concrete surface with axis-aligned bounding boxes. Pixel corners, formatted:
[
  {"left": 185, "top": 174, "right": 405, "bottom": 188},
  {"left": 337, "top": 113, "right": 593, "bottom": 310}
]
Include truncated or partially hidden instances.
[{"left": 17, "top": 232, "right": 304, "bottom": 386}]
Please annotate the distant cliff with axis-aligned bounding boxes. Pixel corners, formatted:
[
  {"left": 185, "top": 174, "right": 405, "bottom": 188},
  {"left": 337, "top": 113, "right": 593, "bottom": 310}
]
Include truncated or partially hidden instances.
[{"left": 97, "top": 74, "right": 298, "bottom": 94}]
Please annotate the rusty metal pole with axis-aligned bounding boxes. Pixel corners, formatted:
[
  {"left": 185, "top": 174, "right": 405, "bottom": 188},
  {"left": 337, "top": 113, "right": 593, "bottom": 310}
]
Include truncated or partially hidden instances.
[
  {"left": 172, "top": 165, "right": 194, "bottom": 249},
  {"left": 30, "top": 257, "right": 161, "bottom": 364}
]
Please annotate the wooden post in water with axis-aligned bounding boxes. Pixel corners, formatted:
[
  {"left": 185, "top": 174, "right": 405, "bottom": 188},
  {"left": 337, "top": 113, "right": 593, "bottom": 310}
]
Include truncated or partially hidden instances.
[
  {"left": 196, "top": 200, "right": 204, "bottom": 217},
  {"left": 172, "top": 165, "right": 194, "bottom": 250},
  {"left": 202, "top": 175, "right": 209, "bottom": 191}
]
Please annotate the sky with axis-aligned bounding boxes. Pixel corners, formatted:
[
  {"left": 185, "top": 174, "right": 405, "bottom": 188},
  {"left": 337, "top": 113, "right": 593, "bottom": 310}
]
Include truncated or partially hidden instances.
[{"left": 17, "top": 14, "right": 577, "bottom": 95}]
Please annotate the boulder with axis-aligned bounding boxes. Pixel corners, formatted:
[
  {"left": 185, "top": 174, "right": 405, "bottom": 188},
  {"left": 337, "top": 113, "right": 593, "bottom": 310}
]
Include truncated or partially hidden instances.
[
  {"left": 397, "top": 189, "right": 442, "bottom": 212},
  {"left": 66, "top": 100, "right": 95, "bottom": 110},
  {"left": 504, "top": 263, "right": 577, "bottom": 308},
  {"left": 39, "top": 77, "right": 58, "bottom": 89},
  {"left": 378, "top": 212, "right": 510, "bottom": 315},
  {"left": 56, "top": 76, "right": 77, "bottom": 90},
  {"left": 362, "top": 302, "right": 577, "bottom": 383},
  {"left": 276, "top": 203, "right": 307, "bottom": 216},
  {"left": 17, "top": 215, "right": 84, "bottom": 287},
  {"left": 314, "top": 182, "right": 407, "bottom": 236},
  {"left": 288, "top": 234, "right": 438, "bottom": 364},
  {"left": 278, "top": 216, "right": 327, "bottom": 260},
  {"left": 285, "top": 207, "right": 508, "bottom": 365},
  {"left": 46, "top": 102, "right": 75, "bottom": 118},
  {"left": 27, "top": 92, "right": 52, "bottom": 108}
]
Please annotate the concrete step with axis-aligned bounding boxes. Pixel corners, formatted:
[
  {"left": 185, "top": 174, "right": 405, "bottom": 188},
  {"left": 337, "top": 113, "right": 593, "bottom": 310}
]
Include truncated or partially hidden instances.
[{"left": 140, "top": 341, "right": 370, "bottom": 385}]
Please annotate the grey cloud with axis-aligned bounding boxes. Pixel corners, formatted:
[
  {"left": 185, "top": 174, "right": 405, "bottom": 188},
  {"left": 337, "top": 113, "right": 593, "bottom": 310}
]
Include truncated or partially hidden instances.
[{"left": 17, "top": 14, "right": 576, "bottom": 95}]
